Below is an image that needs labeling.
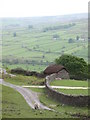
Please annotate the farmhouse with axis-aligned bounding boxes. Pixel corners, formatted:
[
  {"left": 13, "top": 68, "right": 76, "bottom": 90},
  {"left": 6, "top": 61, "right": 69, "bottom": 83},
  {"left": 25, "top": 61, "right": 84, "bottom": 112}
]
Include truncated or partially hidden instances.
[{"left": 44, "top": 64, "right": 69, "bottom": 79}]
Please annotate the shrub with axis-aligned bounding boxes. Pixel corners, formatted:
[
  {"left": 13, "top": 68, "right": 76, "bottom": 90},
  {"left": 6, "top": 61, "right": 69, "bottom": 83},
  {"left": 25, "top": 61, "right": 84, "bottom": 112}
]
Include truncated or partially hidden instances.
[{"left": 55, "top": 54, "right": 88, "bottom": 80}]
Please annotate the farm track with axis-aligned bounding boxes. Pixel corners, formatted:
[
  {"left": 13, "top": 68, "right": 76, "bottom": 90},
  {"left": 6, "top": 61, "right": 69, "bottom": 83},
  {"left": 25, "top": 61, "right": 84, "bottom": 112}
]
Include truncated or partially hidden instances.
[
  {"left": 0, "top": 79, "right": 52, "bottom": 110},
  {"left": 22, "top": 85, "right": 89, "bottom": 89}
]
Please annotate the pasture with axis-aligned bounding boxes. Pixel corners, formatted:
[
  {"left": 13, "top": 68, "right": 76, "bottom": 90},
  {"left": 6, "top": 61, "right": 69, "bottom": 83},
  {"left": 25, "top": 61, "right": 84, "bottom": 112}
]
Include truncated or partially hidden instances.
[
  {"left": 55, "top": 89, "right": 88, "bottom": 96},
  {"left": 50, "top": 80, "right": 89, "bottom": 96},
  {"left": 2, "top": 85, "right": 89, "bottom": 118},
  {"left": 1, "top": 13, "right": 89, "bottom": 119},
  {"left": 50, "top": 80, "right": 88, "bottom": 87},
  {"left": 1, "top": 14, "right": 88, "bottom": 72},
  {"left": 3, "top": 74, "right": 89, "bottom": 96}
]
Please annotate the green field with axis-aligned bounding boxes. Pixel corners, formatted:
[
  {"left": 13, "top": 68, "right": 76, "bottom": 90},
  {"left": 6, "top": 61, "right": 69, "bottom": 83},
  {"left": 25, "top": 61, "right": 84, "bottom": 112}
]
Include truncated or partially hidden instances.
[
  {"left": 3, "top": 75, "right": 89, "bottom": 96},
  {"left": 29, "top": 87, "right": 88, "bottom": 96},
  {"left": 1, "top": 13, "right": 89, "bottom": 119},
  {"left": 1, "top": 13, "right": 88, "bottom": 72},
  {"left": 50, "top": 80, "right": 88, "bottom": 87},
  {"left": 50, "top": 80, "right": 89, "bottom": 96},
  {"left": 55, "top": 89, "right": 88, "bottom": 96},
  {"left": 31, "top": 88, "right": 89, "bottom": 117},
  {"left": 2, "top": 85, "right": 65, "bottom": 118},
  {"left": 2, "top": 85, "right": 89, "bottom": 118}
]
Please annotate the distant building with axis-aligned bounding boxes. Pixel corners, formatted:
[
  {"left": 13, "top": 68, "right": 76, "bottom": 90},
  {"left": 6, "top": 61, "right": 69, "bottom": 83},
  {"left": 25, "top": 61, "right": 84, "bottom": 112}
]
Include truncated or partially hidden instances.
[{"left": 44, "top": 64, "right": 69, "bottom": 79}]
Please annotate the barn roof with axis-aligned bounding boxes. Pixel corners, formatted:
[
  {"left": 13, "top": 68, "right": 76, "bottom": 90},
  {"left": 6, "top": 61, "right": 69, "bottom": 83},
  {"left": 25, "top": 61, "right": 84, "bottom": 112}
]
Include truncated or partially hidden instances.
[{"left": 44, "top": 64, "right": 67, "bottom": 75}]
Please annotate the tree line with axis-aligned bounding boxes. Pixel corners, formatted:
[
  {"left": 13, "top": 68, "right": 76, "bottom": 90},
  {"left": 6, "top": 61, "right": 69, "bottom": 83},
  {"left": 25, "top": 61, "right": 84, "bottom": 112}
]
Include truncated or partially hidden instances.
[{"left": 43, "top": 23, "right": 76, "bottom": 32}]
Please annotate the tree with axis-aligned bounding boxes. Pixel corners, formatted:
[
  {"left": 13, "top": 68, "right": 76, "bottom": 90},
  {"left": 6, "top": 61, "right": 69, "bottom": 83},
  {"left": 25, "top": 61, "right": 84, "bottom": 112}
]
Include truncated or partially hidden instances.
[
  {"left": 55, "top": 54, "right": 88, "bottom": 79},
  {"left": 88, "top": 64, "right": 90, "bottom": 73},
  {"left": 13, "top": 32, "right": 16, "bottom": 37},
  {"left": 68, "top": 38, "right": 74, "bottom": 43},
  {"left": 42, "top": 55, "right": 45, "bottom": 59},
  {"left": 53, "top": 34, "right": 60, "bottom": 40},
  {"left": 28, "top": 25, "right": 33, "bottom": 29},
  {"left": 76, "top": 36, "right": 80, "bottom": 41}
]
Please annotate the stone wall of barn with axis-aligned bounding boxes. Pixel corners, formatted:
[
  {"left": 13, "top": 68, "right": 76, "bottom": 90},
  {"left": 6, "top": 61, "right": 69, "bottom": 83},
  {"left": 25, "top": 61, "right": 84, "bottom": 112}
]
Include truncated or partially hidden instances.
[
  {"left": 56, "top": 69, "right": 69, "bottom": 79},
  {"left": 45, "top": 74, "right": 90, "bottom": 106}
]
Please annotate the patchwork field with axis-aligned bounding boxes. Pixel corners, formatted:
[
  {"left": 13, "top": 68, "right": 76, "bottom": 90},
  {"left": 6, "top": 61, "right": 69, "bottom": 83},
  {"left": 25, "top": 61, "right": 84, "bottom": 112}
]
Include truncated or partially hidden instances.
[
  {"left": 0, "top": 13, "right": 89, "bottom": 119},
  {"left": 1, "top": 13, "right": 88, "bottom": 72}
]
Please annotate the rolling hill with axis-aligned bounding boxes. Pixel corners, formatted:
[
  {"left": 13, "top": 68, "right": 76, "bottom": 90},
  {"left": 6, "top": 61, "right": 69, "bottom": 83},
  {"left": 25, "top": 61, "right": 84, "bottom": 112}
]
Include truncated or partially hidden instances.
[{"left": 0, "top": 13, "right": 88, "bottom": 71}]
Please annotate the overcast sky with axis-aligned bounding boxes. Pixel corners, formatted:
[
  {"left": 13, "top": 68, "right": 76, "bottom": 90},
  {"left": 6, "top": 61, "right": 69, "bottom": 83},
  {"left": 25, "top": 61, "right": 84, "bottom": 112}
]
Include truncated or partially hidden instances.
[{"left": 0, "top": 0, "right": 89, "bottom": 17}]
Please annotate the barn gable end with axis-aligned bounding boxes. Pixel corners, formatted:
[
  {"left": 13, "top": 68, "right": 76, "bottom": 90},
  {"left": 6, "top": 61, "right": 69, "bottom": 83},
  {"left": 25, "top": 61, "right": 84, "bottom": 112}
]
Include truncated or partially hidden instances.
[{"left": 44, "top": 64, "right": 69, "bottom": 79}]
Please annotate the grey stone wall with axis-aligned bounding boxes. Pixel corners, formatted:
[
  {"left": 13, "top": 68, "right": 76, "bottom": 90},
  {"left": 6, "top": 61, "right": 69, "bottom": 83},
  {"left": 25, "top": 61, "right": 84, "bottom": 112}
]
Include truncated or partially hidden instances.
[
  {"left": 56, "top": 69, "right": 69, "bottom": 79},
  {"left": 45, "top": 74, "right": 90, "bottom": 107}
]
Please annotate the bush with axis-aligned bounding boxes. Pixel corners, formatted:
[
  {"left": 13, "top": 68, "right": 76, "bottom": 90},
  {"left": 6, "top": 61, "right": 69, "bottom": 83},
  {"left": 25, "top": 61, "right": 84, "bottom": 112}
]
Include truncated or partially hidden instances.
[
  {"left": 55, "top": 54, "right": 88, "bottom": 80},
  {"left": 68, "top": 38, "right": 74, "bottom": 43},
  {"left": 11, "top": 68, "right": 26, "bottom": 75},
  {"left": 11, "top": 68, "right": 46, "bottom": 78},
  {"left": 53, "top": 34, "right": 60, "bottom": 39}
]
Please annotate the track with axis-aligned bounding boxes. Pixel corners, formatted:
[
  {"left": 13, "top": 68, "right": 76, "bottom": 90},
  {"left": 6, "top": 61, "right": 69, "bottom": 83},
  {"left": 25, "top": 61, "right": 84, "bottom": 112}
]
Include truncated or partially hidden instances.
[
  {"left": 22, "top": 85, "right": 89, "bottom": 89},
  {"left": 0, "top": 79, "right": 51, "bottom": 110}
]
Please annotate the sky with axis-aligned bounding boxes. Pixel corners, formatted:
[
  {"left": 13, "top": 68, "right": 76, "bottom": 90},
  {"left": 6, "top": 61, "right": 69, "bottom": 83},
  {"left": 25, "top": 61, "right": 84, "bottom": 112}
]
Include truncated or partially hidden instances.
[{"left": 0, "top": 0, "right": 89, "bottom": 18}]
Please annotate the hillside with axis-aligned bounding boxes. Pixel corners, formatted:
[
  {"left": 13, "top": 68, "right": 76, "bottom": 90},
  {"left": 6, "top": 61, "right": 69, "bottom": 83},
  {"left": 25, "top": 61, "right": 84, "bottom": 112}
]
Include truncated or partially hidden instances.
[{"left": 1, "top": 13, "right": 88, "bottom": 71}]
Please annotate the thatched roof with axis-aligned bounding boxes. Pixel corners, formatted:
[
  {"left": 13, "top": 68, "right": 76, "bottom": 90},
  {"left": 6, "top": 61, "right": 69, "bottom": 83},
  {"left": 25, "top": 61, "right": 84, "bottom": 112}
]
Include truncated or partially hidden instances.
[{"left": 44, "top": 64, "right": 67, "bottom": 75}]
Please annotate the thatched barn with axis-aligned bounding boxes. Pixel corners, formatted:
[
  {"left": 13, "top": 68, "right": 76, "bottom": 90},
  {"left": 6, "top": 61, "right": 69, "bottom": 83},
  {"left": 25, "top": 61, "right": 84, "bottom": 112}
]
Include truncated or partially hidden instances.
[{"left": 44, "top": 64, "right": 69, "bottom": 79}]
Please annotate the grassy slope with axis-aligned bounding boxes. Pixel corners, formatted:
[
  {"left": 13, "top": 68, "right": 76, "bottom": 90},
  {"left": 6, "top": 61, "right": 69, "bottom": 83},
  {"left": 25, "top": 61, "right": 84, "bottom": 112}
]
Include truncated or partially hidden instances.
[
  {"left": 3, "top": 75, "right": 44, "bottom": 86},
  {"left": 2, "top": 85, "right": 88, "bottom": 118},
  {"left": 29, "top": 88, "right": 89, "bottom": 117},
  {"left": 2, "top": 85, "right": 72, "bottom": 118},
  {"left": 2, "top": 17, "right": 88, "bottom": 72},
  {"left": 2, "top": 85, "right": 36, "bottom": 118}
]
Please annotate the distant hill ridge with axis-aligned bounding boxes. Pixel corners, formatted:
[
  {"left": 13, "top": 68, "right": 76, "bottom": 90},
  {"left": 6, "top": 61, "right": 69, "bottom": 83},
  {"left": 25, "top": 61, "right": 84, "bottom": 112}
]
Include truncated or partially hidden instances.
[{"left": 1, "top": 13, "right": 88, "bottom": 26}]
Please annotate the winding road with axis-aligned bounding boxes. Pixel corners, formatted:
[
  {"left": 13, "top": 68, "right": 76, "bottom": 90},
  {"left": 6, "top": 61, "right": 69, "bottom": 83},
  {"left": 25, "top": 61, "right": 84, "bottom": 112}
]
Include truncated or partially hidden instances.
[{"left": 0, "top": 79, "right": 51, "bottom": 110}]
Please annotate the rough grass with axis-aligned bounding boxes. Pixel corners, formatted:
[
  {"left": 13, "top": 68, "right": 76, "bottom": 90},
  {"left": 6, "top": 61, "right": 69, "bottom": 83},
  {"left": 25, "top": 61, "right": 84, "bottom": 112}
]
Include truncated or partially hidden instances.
[
  {"left": 3, "top": 75, "right": 45, "bottom": 86},
  {"left": 29, "top": 87, "right": 45, "bottom": 93},
  {"left": 1, "top": 83, "right": 89, "bottom": 118},
  {"left": 32, "top": 88, "right": 89, "bottom": 118},
  {"left": 50, "top": 80, "right": 88, "bottom": 87},
  {"left": 2, "top": 85, "right": 35, "bottom": 118},
  {"left": 2, "top": 85, "right": 73, "bottom": 118}
]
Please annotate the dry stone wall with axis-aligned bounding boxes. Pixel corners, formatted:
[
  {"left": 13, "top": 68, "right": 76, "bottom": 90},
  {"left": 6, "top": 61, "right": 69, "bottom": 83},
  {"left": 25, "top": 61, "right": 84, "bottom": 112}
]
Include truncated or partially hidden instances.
[{"left": 45, "top": 74, "right": 90, "bottom": 107}]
